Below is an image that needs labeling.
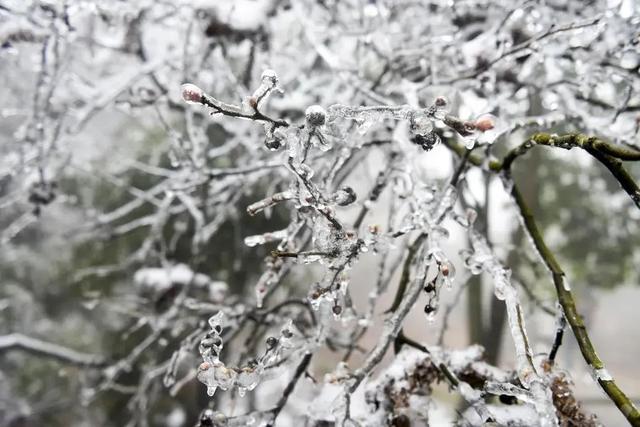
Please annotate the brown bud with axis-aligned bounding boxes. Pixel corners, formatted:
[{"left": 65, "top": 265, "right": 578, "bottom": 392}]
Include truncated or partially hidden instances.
[
  {"left": 475, "top": 115, "right": 495, "bottom": 132},
  {"left": 181, "top": 83, "right": 203, "bottom": 104},
  {"left": 434, "top": 96, "right": 447, "bottom": 107},
  {"left": 440, "top": 264, "right": 450, "bottom": 277}
]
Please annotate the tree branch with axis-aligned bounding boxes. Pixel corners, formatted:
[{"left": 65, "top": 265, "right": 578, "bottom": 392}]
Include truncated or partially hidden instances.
[
  {"left": 0, "top": 333, "right": 107, "bottom": 368},
  {"left": 500, "top": 133, "right": 640, "bottom": 209},
  {"left": 444, "top": 133, "right": 640, "bottom": 425},
  {"left": 510, "top": 183, "right": 640, "bottom": 426}
]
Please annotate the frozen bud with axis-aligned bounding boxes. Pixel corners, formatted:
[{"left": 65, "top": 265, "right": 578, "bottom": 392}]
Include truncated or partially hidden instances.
[
  {"left": 247, "top": 96, "right": 258, "bottom": 110},
  {"left": 264, "top": 134, "right": 282, "bottom": 151},
  {"left": 423, "top": 282, "right": 435, "bottom": 293},
  {"left": 475, "top": 115, "right": 495, "bottom": 132},
  {"left": 620, "top": 49, "right": 640, "bottom": 70},
  {"left": 466, "top": 208, "right": 478, "bottom": 225},
  {"left": 199, "top": 410, "right": 227, "bottom": 426},
  {"left": 434, "top": 96, "right": 447, "bottom": 107},
  {"left": 181, "top": 83, "right": 203, "bottom": 104},
  {"left": 200, "top": 409, "right": 215, "bottom": 425},
  {"left": 298, "top": 163, "right": 314, "bottom": 179},
  {"left": 305, "top": 105, "right": 327, "bottom": 127},
  {"left": 463, "top": 121, "right": 477, "bottom": 133},
  {"left": 440, "top": 263, "right": 450, "bottom": 277},
  {"left": 261, "top": 69, "right": 278, "bottom": 87},
  {"left": 265, "top": 336, "right": 278, "bottom": 349},
  {"left": 412, "top": 131, "right": 440, "bottom": 151},
  {"left": 424, "top": 303, "right": 436, "bottom": 314},
  {"left": 211, "top": 412, "right": 227, "bottom": 425},
  {"left": 332, "top": 304, "right": 342, "bottom": 316},
  {"left": 333, "top": 186, "right": 356, "bottom": 206}
]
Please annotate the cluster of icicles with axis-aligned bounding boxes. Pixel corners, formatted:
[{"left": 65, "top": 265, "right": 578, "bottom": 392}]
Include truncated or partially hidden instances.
[{"left": 196, "top": 312, "right": 299, "bottom": 397}]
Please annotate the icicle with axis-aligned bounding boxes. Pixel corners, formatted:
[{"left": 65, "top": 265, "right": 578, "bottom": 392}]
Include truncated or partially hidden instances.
[{"left": 236, "top": 364, "right": 262, "bottom": 393}]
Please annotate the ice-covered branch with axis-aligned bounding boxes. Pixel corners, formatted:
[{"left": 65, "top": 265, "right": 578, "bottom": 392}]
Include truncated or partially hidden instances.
[
  {"left": 500, "top": 133, "right": 640, "bottom": 209},
  {"left": 0, "top": 333, "right": 107, "bottom": 367},
  {"left": 181, "top": 70, "right": 289, "bottom": 129},
  {"left": 510, "top": 183, "right": 640, "bottom": 426},
  {"left": 446, "top": 131, "right": 640, "bottom": 425}
]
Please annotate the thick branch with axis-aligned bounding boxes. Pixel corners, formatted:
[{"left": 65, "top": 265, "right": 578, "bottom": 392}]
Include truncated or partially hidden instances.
[
  {"left": 500, "top": 133, "right": 640, "bottom": 210},
  {"left": 444, "top": 134, "right": 640, "bottom": 425},
  {"left": 510, "top": 184, "right": 640, "bottom": 426}
]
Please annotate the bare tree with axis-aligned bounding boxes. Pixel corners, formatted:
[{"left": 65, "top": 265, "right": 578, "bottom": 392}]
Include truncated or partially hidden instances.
[{"left": 1, "top": 1, "right": 639, "bottom": 426}]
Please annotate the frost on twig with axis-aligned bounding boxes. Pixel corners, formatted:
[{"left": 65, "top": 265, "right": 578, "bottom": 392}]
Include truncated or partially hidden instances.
[
  {"left": 3, "top": 2, "right": 638, "bottom": 426},
  {"left": 463, "top": 228, "right": 558, "bottom": 426},
  {"left": 195, "top": 311, "right": 311, "bottom": 398}
]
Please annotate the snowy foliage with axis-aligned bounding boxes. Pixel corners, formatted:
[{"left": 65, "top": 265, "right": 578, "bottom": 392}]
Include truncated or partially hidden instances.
[{"left": 1, "top": 0, "right": 640, "bottom": 426}]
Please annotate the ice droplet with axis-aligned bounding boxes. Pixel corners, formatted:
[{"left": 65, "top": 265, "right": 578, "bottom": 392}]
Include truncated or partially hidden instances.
[
  {"left": 410, "top": 113, "right": 434, "bottom": 135},
  {"left": 244, "top": 235, "right": 263, "bottom": 247},
  {"left": 439, "top": 260, "right": 456, "bottom": 289},
  {"left": 620, "top": 49, "right": 640, "bottom": 70},
  {"left": 424, "top": 304, "right": 437, "bottom": 322},
  {"left": 298, "top": 163, "right": 314, "bottom": 179},
  {"left": 591, "top": 367, "right": 612, "bottom": 382},
  {"left": 464, "top": 136, "right": 477, "bottom": 150}
]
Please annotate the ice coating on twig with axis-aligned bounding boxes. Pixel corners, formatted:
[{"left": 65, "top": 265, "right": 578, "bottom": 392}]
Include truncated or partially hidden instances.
[{"left": 465, "top": 229, "right": 558, "bottom": 426}]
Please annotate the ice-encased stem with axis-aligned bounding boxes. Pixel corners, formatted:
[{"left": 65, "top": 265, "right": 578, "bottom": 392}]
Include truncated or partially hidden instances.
[{"left": 468, "top": 229, "right": 558, "bottom": 426}]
